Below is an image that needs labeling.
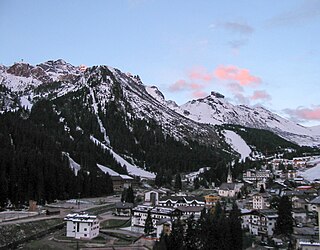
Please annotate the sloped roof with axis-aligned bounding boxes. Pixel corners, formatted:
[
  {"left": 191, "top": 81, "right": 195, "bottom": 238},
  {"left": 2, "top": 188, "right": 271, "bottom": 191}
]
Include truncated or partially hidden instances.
[
  {"left": 156, "top": 218, "right": 171, "bottom": 226},
  {"left": 176, "top": 206, "right": 204, "bottom": 212},
  {"left": 159, "top": 196, "right": 205, "bottom": 202},
  {"left": 310, "top": 196, "right": 320, "bottom": 204},
  {"left": 219, "top": 183, "right": 236, "bottom": 190}
]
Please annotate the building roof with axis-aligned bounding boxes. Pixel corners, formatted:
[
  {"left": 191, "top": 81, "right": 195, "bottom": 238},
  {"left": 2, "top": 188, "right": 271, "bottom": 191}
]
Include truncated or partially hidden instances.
[
  {"left": 159, "top": 196, "right": 205, "bottom": 203},
  {"left": 156, "top": 218, "right": 171, "bottom": 226},
  {"left": 64, "top": 213, "right": 97, "bottom": 223},
  {"left": 298, "top": 240, "right": 320, "bottom": 246},
  {"left": 257, "top": 209, "right": 278, "bottom": 218},
  {"left": 176, "top": 206, "right": 205, "bottom": 212},
  {"left": 310, "top": 196, "right": 320, "bottom": 205},
  {"left": 219, "top": 183, "right": 236, "bottom": 190},
  {"left": 151, "top": 206, "right": 175, "bottom": 215},
  {"left": 132, "top": 205, "right": 152, "bottom": 212},
  {"left": 120, "top": 174, "right": 134, "bottom": 180},
  {"left": 252, "top": 192, "right": 271, "bottom": 198},
  {"left": 111, "top": 175, "right": 134, "bottom": 181}
]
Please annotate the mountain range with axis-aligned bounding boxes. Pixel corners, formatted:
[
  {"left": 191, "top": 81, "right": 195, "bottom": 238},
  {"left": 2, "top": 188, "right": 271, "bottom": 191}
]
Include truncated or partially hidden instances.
[{"left": 1, "top": 59, "right": 320, "bottom": 178}]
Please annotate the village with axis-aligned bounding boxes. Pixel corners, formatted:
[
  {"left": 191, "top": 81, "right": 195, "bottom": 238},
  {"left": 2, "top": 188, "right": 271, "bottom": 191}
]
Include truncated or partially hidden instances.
[
  {"left": 2, "top": 155, "right": 320, "bottom": 249},
  {"left": 125, "top": 155, "right": 320, "bottom": 249}
]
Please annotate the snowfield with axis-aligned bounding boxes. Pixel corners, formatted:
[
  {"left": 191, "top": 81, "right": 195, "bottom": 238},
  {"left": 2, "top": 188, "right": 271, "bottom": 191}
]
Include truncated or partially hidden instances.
[
  {"left": 97, "top": 164, "right": 120, "bottom": 176},
  {"left": 91, "top": 136, "right": 156, "bottom": 179},
  {"left": 63, "top": 152, "right": 81, "bottom": 176},
  {"left": 223, "top": 130, "right": 251, "bottom": 161},
  {"left": 299, "top": 163, "right": 320, "bottom": 181}
]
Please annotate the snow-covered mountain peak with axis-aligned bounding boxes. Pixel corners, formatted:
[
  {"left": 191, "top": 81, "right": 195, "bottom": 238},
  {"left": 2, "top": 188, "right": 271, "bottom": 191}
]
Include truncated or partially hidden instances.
[
  {"left": 178, "top": 92, "right": 320, "bottom": 146},
  {"left": 145, "top": 85, "right": 165, "bottom": 102},
  {"left": 37, "top": 59, "right": 81, "bottom": 80},
  {"left": 1, "top": 60, "right": 319, "bottom": 147},
  {"left": 7, "top": 62, "right": 35, "bottom": 78},
  {"left": 209, "top": 91, "right": 225, "bottom": 99}
]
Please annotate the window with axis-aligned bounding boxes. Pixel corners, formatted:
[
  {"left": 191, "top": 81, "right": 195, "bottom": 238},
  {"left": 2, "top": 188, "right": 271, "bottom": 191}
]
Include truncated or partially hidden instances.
[
  {"left": 84, "top": 234, "right": 87, "bottom": 237},
  {"left": 84, "top": 228, "right": 87, "bottom": 231}
]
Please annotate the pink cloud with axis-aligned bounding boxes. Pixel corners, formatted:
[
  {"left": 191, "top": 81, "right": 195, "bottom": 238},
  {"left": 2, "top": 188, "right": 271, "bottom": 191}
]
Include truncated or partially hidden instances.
[
  {"left": 295, "top": 107, "right": 320, "bottom": 120},
  {"left": 169, "top": 67, "right": 213, "bottom": 94},
  {"left": 251, "top": 90, "right": 271, "bottom": 101},
  {"left": 214, "top": 65, "right": 261, "bottom": 86},
  {"left": 169, "top": 64, "right": 264, "bottom": 103},
  {"left": 169, "top": 79, "right": 188, "bottom": 91},
  {"left": 188, "top": 66, "right": 214, "bottom": 82},
  {"left": 192, "top": 90, "right": 208, "bottom": 98},
  {"left": 169, "top": 79, "right": 207, "bottom": 94},
  {"left": 190, "top": 82, "right": 204, "bottom": 90},
  {"left": 284, "top": 106, "right": 320, "bottom": 124}
]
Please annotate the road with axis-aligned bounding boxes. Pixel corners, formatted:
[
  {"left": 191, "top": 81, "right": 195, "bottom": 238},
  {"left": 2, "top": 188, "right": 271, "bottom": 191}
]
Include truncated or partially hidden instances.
[{"left": 0, "top": 194, "right": 121, "bottom": 226}]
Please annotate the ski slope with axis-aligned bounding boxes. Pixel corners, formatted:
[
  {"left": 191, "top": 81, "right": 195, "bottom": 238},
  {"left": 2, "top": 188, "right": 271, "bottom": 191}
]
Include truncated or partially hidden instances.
[{"left": 223, "top": 130, "right": 251, "bottom": 161}]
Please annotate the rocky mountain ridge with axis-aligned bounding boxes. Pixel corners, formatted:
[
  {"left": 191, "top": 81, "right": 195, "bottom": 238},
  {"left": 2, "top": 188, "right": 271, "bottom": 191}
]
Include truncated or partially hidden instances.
[{"left": 1, "top": 59, "right": 319, "bottom": 149}]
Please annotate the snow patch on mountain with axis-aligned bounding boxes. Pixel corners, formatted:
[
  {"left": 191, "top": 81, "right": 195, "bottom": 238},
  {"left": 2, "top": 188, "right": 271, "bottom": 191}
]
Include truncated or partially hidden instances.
[
  {"left": 178, "top": 92, "right": 320, "bottom": 146},
  {"left": 298, "top": 163, "right": 320, "bottom": 181},
  {"left": 185, "top": 167, "right": 211, "bottom": 182},
  {"left": 20, "top": 96, "right": 33, "bottom": 110},
  {"left": 63, "top": 152, "right": 81, "bottom": 176},
  {"left": 0, "top": 72, "right": 42, "bottom": 92},
  {"left": 91, "top": 136, "right": 156, "bottom": 179},
  {"left": 37, "top": 59, "right": 81, "bottom": 80},
  {"left": 145, "top": 86, "right": 165, "bottom": 103},
  {"left": 97, "top": 164, "right": 120, "bottom": 176},
  {"left": 223, "top": 130, "right": 251, "bottom": 161},
  {"left": 89, "top": 86, "right": 110, "bottom": 145}
]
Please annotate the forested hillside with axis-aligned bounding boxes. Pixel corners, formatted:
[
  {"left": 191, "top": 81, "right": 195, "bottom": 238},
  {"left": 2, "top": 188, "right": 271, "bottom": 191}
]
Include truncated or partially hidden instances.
[
  {"left": 0, "top": 107, "right": 115, "bottom": 207},
  {"left": 220, "top": 124, "right": 300, "bottom": 155}
]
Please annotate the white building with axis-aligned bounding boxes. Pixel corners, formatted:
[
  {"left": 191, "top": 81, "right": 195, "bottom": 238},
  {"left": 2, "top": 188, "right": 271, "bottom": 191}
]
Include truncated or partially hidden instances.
[
  {"left": 64, "top": 213, "right": 100, "bottom": 239},
  {"left": 252, "top": 193, "right": 270, "bottom": 210},
  {"left": 243, "top": 169, "right": 271, "bottom": 182},
  {"left": 144, "top": 190, "right": 160, "bottom": 206},
  {"left": 296, "top": 240, "right": 320, "bottom": 250},
  {"left": 242, "top": 209, "right": 278, "bottom": 237},
  {"left": 131, "top": 205, "right": 180, "bottom": 234},
  {"left": 158, "top": 196, "right": 205, "bottom": 207}
]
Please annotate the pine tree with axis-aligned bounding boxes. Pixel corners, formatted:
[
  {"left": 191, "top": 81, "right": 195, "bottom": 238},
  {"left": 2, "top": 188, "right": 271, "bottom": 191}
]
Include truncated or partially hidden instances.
[
  {"left": 121, "top": 186, "right": 135, "bottom": 203},
  {"left": 213, "top": 201, "right": 223, "bottom": 219},
  {"left": 184, "top": 214, "right": 197, "bottom": 250},
  {"left": 174, "top": 174, "right": 182, "bottom": 190},
  {"left": 126, "top": 186, "right": 135, "bottom": 203},
  {"left": 144, "top": 210, "right": 154, "bottom": 235},
  {"left": 275, "top": 195, "right": 293, "bottom": 236},
  {"left": 259, "top": 184, "right": 265, "bottom": 193},
  {"left": 229, "top": 202, "right": 243, "bottom": 250},
  {"left": 155, "top": 171, "right": 163, "bottom": 187},
  {"left": 167, "top": 219, "right": 184, "bottom": 250},
  {"left": 193, "top": 177, "right": 200, "bottom": 190},
  {"left": 121, "top": 188, "right": 127, "bottom": 202}
]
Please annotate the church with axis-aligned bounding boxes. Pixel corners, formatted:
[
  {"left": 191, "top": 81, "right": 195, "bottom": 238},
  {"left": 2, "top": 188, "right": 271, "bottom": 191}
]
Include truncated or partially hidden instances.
[{"left": 218, "top": 167, "right": 242, "bottom": 198}]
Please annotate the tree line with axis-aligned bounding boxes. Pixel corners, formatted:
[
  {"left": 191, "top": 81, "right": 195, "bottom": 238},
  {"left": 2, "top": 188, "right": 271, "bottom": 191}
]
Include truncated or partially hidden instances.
[{"left": 154, "top": 202, "right": 243, "bottom": 250}]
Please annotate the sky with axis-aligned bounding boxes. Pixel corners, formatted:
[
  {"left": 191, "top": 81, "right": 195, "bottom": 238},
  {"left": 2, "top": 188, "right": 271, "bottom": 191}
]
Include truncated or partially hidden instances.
[{"left": 1, "top": 0, "right": 320, "bottom": 126}]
